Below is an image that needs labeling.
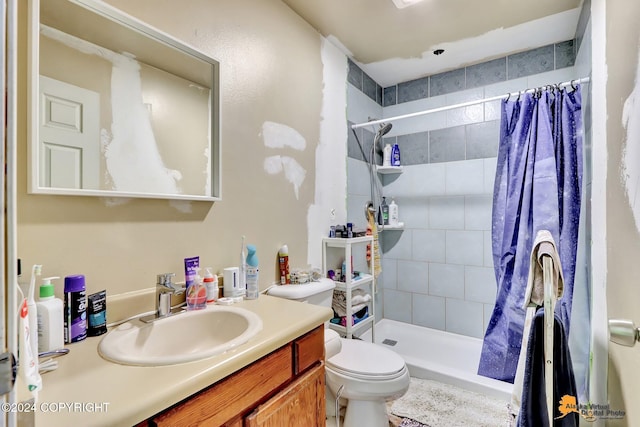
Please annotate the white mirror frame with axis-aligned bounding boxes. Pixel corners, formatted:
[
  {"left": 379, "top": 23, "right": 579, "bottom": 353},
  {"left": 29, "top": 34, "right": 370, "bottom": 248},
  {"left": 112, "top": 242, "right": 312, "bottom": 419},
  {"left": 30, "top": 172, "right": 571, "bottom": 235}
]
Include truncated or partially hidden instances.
[{"left": 27, "top": 0, "right": 221, "bottom": 201}]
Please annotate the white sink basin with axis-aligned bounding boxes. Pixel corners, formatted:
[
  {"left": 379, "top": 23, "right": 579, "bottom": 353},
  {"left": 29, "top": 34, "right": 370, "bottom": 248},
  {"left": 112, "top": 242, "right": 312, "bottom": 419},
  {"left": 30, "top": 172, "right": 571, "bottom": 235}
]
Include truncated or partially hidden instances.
[{"left": 98, "top": 305, "right": 263, "bottom": 366}]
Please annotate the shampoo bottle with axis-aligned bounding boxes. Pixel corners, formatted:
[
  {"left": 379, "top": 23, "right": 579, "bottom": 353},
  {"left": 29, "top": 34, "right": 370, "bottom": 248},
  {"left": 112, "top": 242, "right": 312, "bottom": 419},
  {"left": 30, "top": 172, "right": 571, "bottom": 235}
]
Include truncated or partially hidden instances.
[
  {"left": 381, "top": 197, "right": 389, "bottom": 225},
  {"left": 37, "top": 276, "right": 64, "bottom": 353},
  {"left": 389, "top": 197, "right": 399, "bottom": 226},
  {"left": 391, "top": 142, "right": 401, "bottom": 166},
  {"left": 245, "top": 244, "right": 259, "bottom": 300},
  {"left": 64, "top": 274, "right": 87, "bottom": 343},
  {"left": 383, "top": 143, "right": 392, "bottom": 167}
]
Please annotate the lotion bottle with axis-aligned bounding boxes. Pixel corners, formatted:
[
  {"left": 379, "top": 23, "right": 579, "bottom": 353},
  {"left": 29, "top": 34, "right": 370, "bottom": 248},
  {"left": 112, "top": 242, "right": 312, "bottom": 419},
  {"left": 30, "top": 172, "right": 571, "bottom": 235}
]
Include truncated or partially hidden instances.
[
  {"left": 391, "top": 142, "right": 401, "bottom": 166},
  {"left": 37, "top": 276, "right": 64, "bottom": 353},
  {"left": 204, "top": 267, "right": 218, "bottom": 304}
]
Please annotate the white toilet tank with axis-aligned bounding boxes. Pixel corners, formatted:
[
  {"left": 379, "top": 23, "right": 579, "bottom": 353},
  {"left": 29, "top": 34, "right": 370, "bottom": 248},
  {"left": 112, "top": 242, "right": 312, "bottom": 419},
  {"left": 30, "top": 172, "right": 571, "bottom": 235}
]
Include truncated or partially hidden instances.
[{"left": 266, "top": 278, "right": 335, "bottom": 308}]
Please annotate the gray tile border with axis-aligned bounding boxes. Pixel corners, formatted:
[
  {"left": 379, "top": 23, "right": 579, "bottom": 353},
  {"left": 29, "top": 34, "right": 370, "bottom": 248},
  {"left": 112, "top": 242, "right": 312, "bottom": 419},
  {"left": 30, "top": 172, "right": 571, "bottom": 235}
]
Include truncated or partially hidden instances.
[
  {"left": 430, "top": 68, "right": 466, "bottom": 97},
  {"left": 347, "top": 59, "right": 362, "bottom": 90},
  {"left": 555, "top": 40, "right": 576, "bottom": 69},
  {"left": 466, "top": 120, "right": 500, "bottom": 160},
  {"left": 396, "top": 132, "right": 429, "bottom": 166},
  {"left": 352, "top": 40, "right": 576, "bottom": 106},
  {"left": 507, "top": 44, "right": 554, "bottom": 79},
  {"left": 363, "top": 72, "right": 378, "bottom": 102},
  {"left": 384, "top": 86, "right": 397, "bottom": 106},
  {"left": 466, "top": 58, "right": 507, "bottom": 89},
  {"left": 398, "top": 76, "right": 429, "bottom": 103},
  {"left": 429, "top": 126, "right": 465, "bottom": 163}
]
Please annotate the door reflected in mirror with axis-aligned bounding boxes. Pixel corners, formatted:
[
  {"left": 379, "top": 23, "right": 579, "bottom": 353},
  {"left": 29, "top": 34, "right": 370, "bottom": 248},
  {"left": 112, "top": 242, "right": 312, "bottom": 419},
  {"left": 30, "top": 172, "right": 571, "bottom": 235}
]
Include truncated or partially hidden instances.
[{"left": 29, "top": 0, "right": 221, "bottom": 201}]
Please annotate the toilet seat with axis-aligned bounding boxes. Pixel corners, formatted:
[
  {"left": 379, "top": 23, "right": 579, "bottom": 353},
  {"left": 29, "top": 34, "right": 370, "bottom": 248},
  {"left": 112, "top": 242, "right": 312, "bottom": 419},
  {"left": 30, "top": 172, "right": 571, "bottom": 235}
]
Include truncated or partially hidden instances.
[{"left": 327, "top": 339, "right": 406, "bottom": 380}]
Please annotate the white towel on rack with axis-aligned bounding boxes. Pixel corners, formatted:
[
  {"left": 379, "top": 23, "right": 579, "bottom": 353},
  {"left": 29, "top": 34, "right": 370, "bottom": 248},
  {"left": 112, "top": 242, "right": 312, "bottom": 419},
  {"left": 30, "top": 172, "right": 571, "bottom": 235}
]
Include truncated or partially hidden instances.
[
  {"left": 332, "top": 289, "right": 372, "bottom": 317},
  {"left": 510, "top": 230, "right": 565, "bottom": 421}
]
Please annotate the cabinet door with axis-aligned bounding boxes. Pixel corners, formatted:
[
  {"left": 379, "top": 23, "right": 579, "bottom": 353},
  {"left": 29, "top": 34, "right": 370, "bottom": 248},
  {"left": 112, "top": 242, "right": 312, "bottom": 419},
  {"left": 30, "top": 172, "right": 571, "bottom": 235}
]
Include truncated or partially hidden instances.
[
  {"left": 151, "top": 344, "right": 293, "bottom": 426},
  {"left": 245, "top": 362, "right": 325, "bottom": 427}
]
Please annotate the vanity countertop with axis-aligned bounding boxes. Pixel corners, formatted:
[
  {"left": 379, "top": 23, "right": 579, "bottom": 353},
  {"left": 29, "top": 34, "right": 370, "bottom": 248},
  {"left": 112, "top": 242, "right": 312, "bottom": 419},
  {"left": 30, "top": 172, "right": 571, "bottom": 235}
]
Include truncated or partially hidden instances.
[{"left": 22, "top": 295, "right": 332, "bottom": 427}]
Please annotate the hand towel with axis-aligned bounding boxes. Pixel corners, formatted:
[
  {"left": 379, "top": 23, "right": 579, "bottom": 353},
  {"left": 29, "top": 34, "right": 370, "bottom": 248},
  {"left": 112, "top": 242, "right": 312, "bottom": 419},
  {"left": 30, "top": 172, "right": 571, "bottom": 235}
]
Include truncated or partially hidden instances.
[
  {"left": 367, "top": 210, "right": 382, "bottom": 278},
  {"left": 332, "top": 289, "right": 372, "bottom": 317},
  {"left": 511, "top": 230, "right": 565, "bottom": 420},
  {"left": 523, "top": 230, "right": 564, "bottom": 307}
]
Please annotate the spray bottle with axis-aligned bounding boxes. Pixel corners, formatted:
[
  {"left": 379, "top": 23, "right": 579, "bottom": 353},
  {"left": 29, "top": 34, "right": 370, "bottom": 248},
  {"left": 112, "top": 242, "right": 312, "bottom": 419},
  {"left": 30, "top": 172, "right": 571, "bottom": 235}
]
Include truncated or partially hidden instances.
[{"left": 278, "top": 245, "right": 290, "bottom": 285}]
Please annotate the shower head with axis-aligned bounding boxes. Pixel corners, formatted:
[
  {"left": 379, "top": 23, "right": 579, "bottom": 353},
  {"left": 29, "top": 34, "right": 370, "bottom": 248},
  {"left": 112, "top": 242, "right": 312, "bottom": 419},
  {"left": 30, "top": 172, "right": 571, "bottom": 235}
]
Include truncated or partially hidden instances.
[
  {"left": 378, "top": 122, "right": 392, "bottom": 137},
  {"left": 373, "top": 122, "right": 393, "bottom": 154}
]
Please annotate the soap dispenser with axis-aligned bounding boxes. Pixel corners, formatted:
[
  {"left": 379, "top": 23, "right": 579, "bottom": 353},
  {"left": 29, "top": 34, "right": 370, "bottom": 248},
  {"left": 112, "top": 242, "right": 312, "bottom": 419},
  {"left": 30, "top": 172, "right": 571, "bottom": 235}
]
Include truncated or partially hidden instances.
[
  {"left": 186, "top": 269, "right": 207, "bottom": 310},
  {"left": 37, "top": 276, "right": 64, "bottom": 353}
]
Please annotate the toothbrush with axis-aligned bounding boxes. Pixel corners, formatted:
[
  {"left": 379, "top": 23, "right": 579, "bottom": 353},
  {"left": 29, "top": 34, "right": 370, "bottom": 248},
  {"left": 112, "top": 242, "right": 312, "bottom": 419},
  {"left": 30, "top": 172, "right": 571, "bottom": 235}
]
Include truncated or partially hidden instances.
[
  {"left": 240, "top": 236, "right": 246, "bottom": 297},
  {"left": 27, "top": 265, "right": 42, "bottom": 363}
]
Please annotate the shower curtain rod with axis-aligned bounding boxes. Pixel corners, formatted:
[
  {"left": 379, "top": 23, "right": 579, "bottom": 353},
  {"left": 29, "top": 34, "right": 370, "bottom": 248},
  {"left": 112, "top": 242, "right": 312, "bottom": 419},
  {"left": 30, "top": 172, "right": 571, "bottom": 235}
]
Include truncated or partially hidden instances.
[{"left": 351, "top": 76, "right": 590, "bottom": 130}]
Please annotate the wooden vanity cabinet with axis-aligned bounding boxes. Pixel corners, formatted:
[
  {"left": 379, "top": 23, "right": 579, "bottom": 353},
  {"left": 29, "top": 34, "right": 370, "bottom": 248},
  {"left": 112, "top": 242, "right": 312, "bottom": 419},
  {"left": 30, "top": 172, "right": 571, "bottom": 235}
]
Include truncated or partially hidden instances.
[{"left": 147, "top": 325, "right": 326, "bottom": 427}]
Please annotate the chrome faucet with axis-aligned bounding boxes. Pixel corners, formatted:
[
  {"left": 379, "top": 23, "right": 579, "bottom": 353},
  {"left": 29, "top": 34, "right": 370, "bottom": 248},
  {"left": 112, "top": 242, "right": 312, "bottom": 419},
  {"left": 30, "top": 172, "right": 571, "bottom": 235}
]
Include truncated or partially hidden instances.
[{"left": 140, "top": 273, "right": 186, "bottom": 323}]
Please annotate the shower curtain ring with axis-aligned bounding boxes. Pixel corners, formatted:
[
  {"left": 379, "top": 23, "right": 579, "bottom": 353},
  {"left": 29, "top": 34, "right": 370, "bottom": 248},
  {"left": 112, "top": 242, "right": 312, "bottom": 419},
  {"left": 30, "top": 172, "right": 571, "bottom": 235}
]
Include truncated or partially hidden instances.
[{"left": 571, "top": 79, "right": 578, "bottom": 91}]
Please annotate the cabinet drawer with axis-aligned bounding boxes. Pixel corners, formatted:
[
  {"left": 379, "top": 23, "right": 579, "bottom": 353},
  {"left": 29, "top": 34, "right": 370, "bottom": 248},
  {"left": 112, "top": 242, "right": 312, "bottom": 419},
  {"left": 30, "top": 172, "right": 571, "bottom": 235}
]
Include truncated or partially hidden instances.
[
  {"left": 294, "top": 326, "right": 324, "bottom": 375},
  {"left": 152, "top": 344, "right": 293, "bottom": 427}
]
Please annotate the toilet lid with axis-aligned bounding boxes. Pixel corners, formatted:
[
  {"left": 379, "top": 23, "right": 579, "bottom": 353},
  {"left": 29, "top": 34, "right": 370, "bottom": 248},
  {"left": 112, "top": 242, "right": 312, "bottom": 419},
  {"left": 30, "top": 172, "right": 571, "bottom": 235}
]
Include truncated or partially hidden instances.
[{"left": 327, "top": 339, "right": 406, "bottom": 380}]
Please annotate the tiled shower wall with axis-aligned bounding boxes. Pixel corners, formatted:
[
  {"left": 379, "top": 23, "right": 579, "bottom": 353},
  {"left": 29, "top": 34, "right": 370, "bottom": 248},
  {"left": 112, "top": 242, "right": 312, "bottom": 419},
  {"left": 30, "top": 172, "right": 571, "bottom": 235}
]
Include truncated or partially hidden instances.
[{"left": 346, "top": 40, "right": 580, "bottom": 338}]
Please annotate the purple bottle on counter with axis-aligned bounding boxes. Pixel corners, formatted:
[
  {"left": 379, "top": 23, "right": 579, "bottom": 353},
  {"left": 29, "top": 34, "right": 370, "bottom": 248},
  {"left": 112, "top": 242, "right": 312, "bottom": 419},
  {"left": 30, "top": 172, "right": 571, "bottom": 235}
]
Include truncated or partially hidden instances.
[{"left": 64, "top": 274, "right": 87, "bottom": 343}]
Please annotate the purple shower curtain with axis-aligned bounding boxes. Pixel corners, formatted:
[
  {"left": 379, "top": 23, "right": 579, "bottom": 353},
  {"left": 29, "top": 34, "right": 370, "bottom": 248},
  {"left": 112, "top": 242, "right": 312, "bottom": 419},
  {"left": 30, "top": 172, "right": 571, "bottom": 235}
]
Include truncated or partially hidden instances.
[{"left": 478, "top": 86, "right": 583, "bottom": 383}]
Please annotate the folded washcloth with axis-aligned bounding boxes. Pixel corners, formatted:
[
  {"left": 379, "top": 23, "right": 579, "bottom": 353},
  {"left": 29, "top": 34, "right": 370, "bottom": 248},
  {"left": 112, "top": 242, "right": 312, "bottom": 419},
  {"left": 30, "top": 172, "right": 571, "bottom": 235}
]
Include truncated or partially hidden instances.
[{"left": 332, "top": 289, "right": 372, "bottom": 317}]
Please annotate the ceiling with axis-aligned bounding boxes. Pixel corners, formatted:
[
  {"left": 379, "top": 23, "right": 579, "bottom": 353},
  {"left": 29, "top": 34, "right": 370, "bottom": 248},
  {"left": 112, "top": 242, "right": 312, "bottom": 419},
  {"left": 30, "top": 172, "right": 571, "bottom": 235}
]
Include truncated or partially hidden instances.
[{"left": 282, "top": 0, "right": 583, "bottom": 87}]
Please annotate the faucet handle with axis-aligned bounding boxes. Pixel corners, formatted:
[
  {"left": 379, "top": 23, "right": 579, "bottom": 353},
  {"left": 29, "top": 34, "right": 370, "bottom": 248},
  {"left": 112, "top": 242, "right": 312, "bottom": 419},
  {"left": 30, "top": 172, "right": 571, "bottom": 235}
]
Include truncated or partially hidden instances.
[{"left": 157, "top": 273, "right": 176, "bottom": 286}]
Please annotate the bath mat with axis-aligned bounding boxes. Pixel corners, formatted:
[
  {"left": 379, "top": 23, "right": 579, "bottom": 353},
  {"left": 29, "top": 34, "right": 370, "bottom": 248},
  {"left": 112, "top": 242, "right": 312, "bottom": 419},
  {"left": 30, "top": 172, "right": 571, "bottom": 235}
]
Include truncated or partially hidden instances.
[{"left": 390, "top": 377, "right": 510, "bottom": 427}]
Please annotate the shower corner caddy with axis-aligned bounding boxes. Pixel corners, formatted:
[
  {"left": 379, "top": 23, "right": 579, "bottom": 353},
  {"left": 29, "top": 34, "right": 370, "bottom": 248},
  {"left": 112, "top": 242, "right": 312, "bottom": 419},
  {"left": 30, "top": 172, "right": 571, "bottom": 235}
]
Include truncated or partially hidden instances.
[
  {"left": 322, "top": 236, "right": 376, "bottom": 341},
  {"left": 376, "top": 165, "right": 403, "bottom": 174}
]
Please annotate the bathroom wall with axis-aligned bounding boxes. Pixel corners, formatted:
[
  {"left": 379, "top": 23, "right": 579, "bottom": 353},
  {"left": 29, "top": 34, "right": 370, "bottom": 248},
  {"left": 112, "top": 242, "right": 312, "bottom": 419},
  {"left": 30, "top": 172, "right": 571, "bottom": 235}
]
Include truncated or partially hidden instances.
[
  {"left": 16, "top": 0, "right": 347, "bottom": 319},
  {"left": 603, "top": 0, "right": 640, "bottom": 424},
  {"left": 347, "top": 41, "right": 579, "bottom": 338}
]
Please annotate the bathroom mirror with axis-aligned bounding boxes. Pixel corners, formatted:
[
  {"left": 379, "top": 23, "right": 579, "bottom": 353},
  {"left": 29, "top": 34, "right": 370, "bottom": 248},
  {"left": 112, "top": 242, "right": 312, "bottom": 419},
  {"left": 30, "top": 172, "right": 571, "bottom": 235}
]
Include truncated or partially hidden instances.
[{"left": 28, "top": 0, "right": 221, "bottom": 200}]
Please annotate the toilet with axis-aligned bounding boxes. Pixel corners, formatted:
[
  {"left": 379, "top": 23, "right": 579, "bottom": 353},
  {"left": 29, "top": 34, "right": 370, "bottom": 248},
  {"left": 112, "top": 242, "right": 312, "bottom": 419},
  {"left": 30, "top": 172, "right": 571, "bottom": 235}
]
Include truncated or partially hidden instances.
[{"left": 266, "top": 279, "right": 410, "bottom": 427}]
